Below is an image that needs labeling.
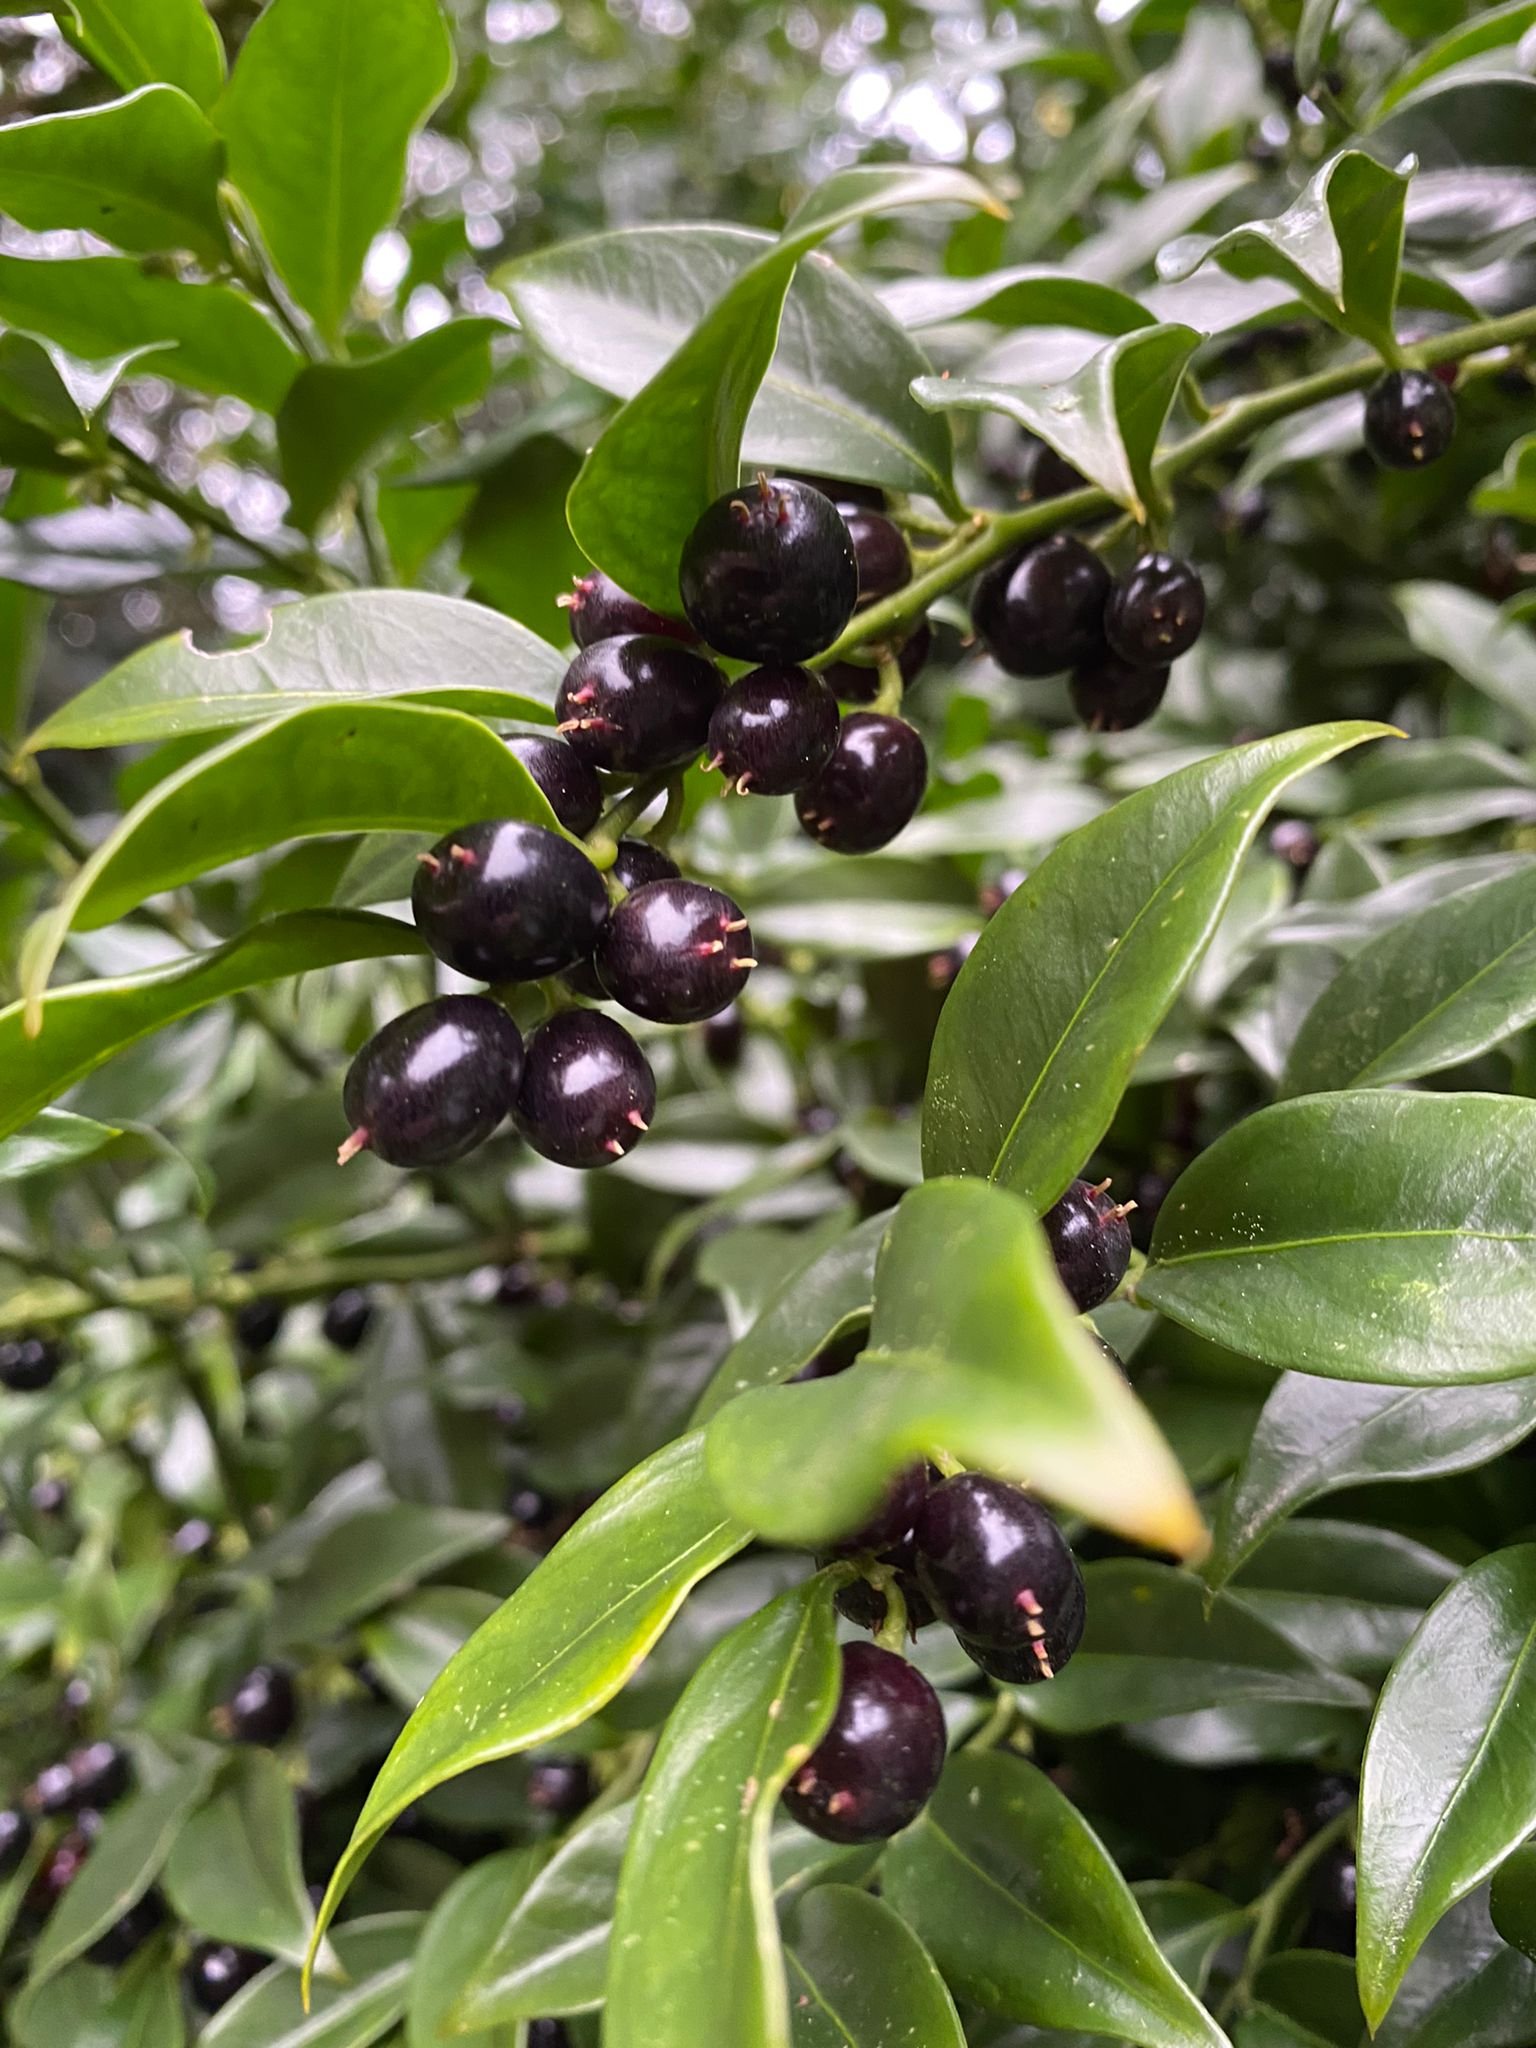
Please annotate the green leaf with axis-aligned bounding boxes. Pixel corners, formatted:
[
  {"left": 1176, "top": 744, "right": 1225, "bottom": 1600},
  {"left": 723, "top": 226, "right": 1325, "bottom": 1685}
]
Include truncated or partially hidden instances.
[
  {"left": 504, "top": 224, "right": 956, "bottom": 509},
  {"left": 29, "top": 1745, "right": 221, "bottom": 1983},
  {"left": 1140, "top": 1882, "right": 1251, "bottom": 1995},
  {"left": 277, "top": 322, "right": 499, "bottom": 532},
  {"left": 161, "top": 1750, "right": 316, "bottom": 1968},
  {"left": 1016, "top": 1561, "right": 1370, "bottom": 1736},
  {"left": 912, "top": 323, "right": 1201, "bottom": 524},
  {"left": 1375, "top": 1887, "right": 1536, "bottom": 2048},
  {"left": 1394, "top": 582, "right": 1536, "bottom": 738},
  {"left": 21, "top": 701, "right": 560, "bottom": 1014},
  {"left": 55, "top": 0, "right": 226, "bottom": 108},
  {"left": 785, "top": 1885, "right": 965, "bottom": 2048},
  {"left": 707, "top": 1180, "right": 1205, "bottom": 1560},
  {"left": 202, "top": 1915, "right": 421, "bottom": 2048},
  {"left": 0, "top": 909, "right": 424, "bottom": 1143},
  {"left": 1296, "top": 0, "right": 1344, "bottom": 92},
  {"left": 0, "top": 87, "right": 227, "bottom": 265},
  {"left": 406, "top": 1848, "right": 541, "bottom": 2048},
  {"left": 1370, "top": 1, "right": 1536, "bottom": 119},
  {"left": 0, "top": 1109, "right": 120, "bottom": 1181},
  {"left": 1281, "top": 863, "right": 1536, "bottom": 1094},
  {"left": 1472, "top": 431, "right": 1536, "bottom": 524},
  {"left": 0, "top": 256, "right": 298, "bottom": 411},
  {"left": 1230, "top": 1519, "right": 1457, "bottom": 1684},
  {"left": 357, "top": 1586, "right": 501, "bottom": 1709},
  {"left": 26, "top": 589, "right": 565, "bottom": 753},
  {"left": 1158, "top": 151, "right": 1410, "bottom": 355},
  {"left": 880, "top": 265, "right": 1150, "bottom": 335},
  {"left": 883, "top": 1752, "right": 1230, "bottom": 2048},
  {"left": 922, "top": 723, "right": 1388, "bottom": 1206},
  {"left": 11, "top": 1961, "right": 186, "bottom": 2048},
  {"left": 566, "top": 166, "right": 998, "bottom": 611},
  {"left": 606, "top": 1578, "right": 840, "bottom": 2048},
  {"left": 1358, "top": 1548, "right": 1536, "bottom": 2027},
  {"left": 306, "top": 1432, "right": 747, "bottom": 1989},
  {"left": 269, "top": 1501, "right": 507, "bottom": 1644},
  {"left": 1140, "top": 1092, "right": 1536, "bottom": 1384},
  {"left": 1206, "top": 1373, "right": 1536, "bottom": 1592},
  {"left": 461, "top": 434, "right": 588, "bottom": 645},
  {"left": 218, "top": 0, "right": 454, "bottom": 346},
  {"left": 1491, "top": 1843, "right": 1536, "bottom": 1963}
]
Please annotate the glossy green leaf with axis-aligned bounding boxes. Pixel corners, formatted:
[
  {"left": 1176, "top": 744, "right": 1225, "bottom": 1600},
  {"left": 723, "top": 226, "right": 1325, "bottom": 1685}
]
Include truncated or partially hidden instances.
[
  {"left": 0, "top": 87, "right": 227, "bottom": 265},
  {"left": 55, "top": 0, "right": 225, "bottom": 107},
  {"left": 0, "top": 257, "right": 298, "bottom": 411},
  {"left": 785, "top": 1885, "right": 965, "bottom": 2048},
  {"left": 461, "top": 433, "right": 587, "bottom": 644},
  {"left": 1254, "top": 1951, "right": 1363, "bottom": 2048},
  {"left": 0, "top": 1109, "right": 120, "bottom": 1181},
  {"left": 218, "top": 0, "right": 454, "bottom": 346},
  {"left": 1296, "top": 0, "right": 1343, "bottom": 91},
  {"left": 1359, "top": 1547, "right": 1536, "bottom": 2027},
  {"left": 26, "top": 589, "right": 565, "bottom": 753},
  {"left": 1394, "top": 582, "right": 1536, "bottom": 738},
  {"left": 22, "top": 701, "right": 560, "bottom": 1012},
  {"left": 306, "top": 1433, "right": 747, "bottom": 1986},
  {"left": 880, "top": 265, "right": 1149, "bottom": 334},
  {"left": 505, "top": 224, "right": 956, "bottom": 509},
  {"left": 912, "top": 323, "right": 1201, "bottom": 524},
  {"left": 11, "top": 1960, "right": 186, "bottom": 2048},
  {"left": 1140, "top": 1092, "right": 1536, "bottom": 1384},
  {"left": 707, "top": 1180, "right": 1205, "bottom": 1559},
  {"left": 606, "top": 1578, "right": 840, "bottom": 2048},
  {"left": 1473, "top": 432, "right": 1536, "bottom": 523},
  {"left": 357, "top": 1586, "right": 501, "bottom": 1709},
  {"left": 1230, "top": 1519, "right": 1457, "bottom": 1684},
  {"left": 270, "top": 1501, "right": 506, "bottom": 1644},
  {"left": 1282, "top": 864, "right": 1536, "bottom": 1094},
  {"left": 1375, "top": 1887, "right": 1536, "bottom": 2048},
  {"left": 277, "top": 322, "right": 499, "bottom": 532},
  {"left": 1139, "top": 1882, "right": 1250, "bottom": 1995},
  {"left": 29, "top": 1746, "right": 221, "bottom": 1983},
  {"left": 1371, "top": 1, "right": 1536, "bottom": 119},
  {"left": 883, "top": 1752, "right": 1230, "bottom": 2048},
  {"left": 407, "top": 1848, "right": 541, "bottom": 2048},
  {"left": 922, "top": 724, "right": 1388, "bottom": 1206},
  {"left": 1207, "top": 1373, "right": 1536, "bottom": 1591},
  {"left": 1017, "top": 1561, "right": 1369, "bottom": 1736},
  {"left": 1490, "top": 1843, "right": 1536, "bottom": 1962},
  {"left": 567, "top": 166, "right": 998, "bottom": 611},
  {"left": 161, "top": 1749, "right": 316, "bottom": 1968},
  {"left": 203, "top": 1915, "right": 421, "bottom": 2048}
]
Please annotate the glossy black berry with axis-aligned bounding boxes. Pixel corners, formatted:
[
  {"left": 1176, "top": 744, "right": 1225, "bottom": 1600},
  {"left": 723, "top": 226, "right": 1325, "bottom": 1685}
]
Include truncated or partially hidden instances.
[
  {"left": 0, "top": 1806, "right": 31, "bottom": 1876},
  {"left": 341, "top": 996, "right": 524, "bottom": 1170},
  {"left": 563, "top": 836, "right": 685, "bottom": 994},
  {"left": 31, "top": 1827, "right": 90, "bottom": 1906},
  {"left": 222, "top": 1662, "right": 298, "bottom": 1745},
  {"left": 1363, "top": 368, "right": 1456, "bottom": 470},
  {"left": 187, "top": 1940, "right": 266, "bottom": 2013},
  {"left": 913, "top": 1473, "right": 1085, "bottom": 1677},
  {"left": 595, "top": 880, "right": 754, "bottom": 1023},
  {"left": 840, "top": 505, "right": 910, "bottom": 603},
  {"left": 87, "top": 1889, "right": 166, "bottom": 1967},
  {"left": 30, "top": 1760, "right": 80, "bottom": 1816},
  {"left": 1104, "top": 554, "right": 1205, "bottom": 667},
  {"left": 413, "top": 820, "right": 609, "bottom": 983},
  {"left": 823, "top": 617, "right": 931, "bottom": 706},
  {"left": 781, "top": 1642, "right": 946, "bottom": 1844},
  {"left": 526, "top": 1757, "right": 592, "bottom": 1819},
  {"left": 561, "top": 568, "right": 695, "bottom": 648},
  {"left": 795, "top": 713, "right": 927, "bottom": 856},
  {"left": 527, "top": 2024, "right": 571, "bottom": 2048},
  {"left": 234, "top": 1296, "right": 284, "bottom": 1354},
  {"left": 322, "top": 1287, "right": 374, "bottom": 1352},
  {"left": 1069, "top": 656, "right": 1170, "bottom": 733},
  {"left": 792, "top": 1326, "right": 867, "bottom": 1382},
  {"left": 514, "top": 1010, "right": 656, "bottom": 1169},
  {"left": 0, "top": 1335, "right": 62, "bottom": 1393},
  {"left": 679, "top": 475, "right": 858, "bottom": 663},
  {"left": 65, "top": 1740, "right": 131, "bottom": 1812},
  {"left": 972, "top": 535, "right": 1111, "bottom": 678},
  {"left": 1027, "top": 437, "right": 1089, "bottom": 501},
  {"left": 557, "top": 636, "right": 724, "bottom": 773},
  {"left": 826, "top": 1461, "right": 929, "bottom": 1557},
  {"left": 706, "top": 666, "right": 840, "bottom": 795},
  {"left": 507, "top": 735, "right": 605, "bottom": 837},
  {"left": 958, "top": 1583, "right": 1086, "bottom": 1685},
  {"left": 833, "top": 1546, "right": 936, "bottom": 1634},
  {"left": 1043, "top": 1177, "right": 1133, "bottom": 1311}
]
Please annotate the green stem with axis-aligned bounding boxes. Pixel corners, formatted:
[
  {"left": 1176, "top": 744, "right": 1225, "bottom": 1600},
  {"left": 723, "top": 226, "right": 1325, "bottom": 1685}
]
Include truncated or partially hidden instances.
[
  {"left": 1218, "top": 1805, "right": 1356, "bottom": 2020},
  {"left": 111, "top": 442, "right": 343, "bottom": 592},
  {"left": 586, "top": 770, "right": 673, "bottom": 868}
]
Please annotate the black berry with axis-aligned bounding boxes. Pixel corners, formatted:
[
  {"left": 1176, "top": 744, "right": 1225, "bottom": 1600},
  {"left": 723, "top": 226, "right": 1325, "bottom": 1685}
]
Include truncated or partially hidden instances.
[
  {"left": 833, "top": 1544, "right": 936, "bottom": 1634},
  {"left": 706, "top": 666, "right": 840, "bottom": 795},
  {"left": 557, "top": 636, "right": 724, "bottom": 773},
  {"left": 65, "top": 1740, "right": 131, "bottom": 1812},
  {"left": 1069, "top": 656, "right": 1170, "bottom": 733},
  {"left": 413, "top": 820, "right": 609, "bottom": 983},
  {"left": 340, "top": 996, "right": 524, "bottom": 1170},
  {"left": 0, "top": 1335, "right": 62, "bottom": 1392},
  {"left": 222, "top": 1662, "right": 298, "bottom": 1745},
  {"left": 0, "top": 1806, "right": 31, "bottom": 1876},
  {"left": 1043, "top": 1177, "right": 1133, "bottom": 1310},
  {"left": 170, "top": 1516, "right": 217, "bottom": 1559},
  {"left": 30, "top": 1760, "right": 79, "bottom": 1816},
  {"left": 87, "top": 1889, "right": 166, "bottom": 1967},
  {"left": 679, "top": 475, "right": 858, "bottom": 663},
  {"left": 972, "top": 535, "right": 1111, "bottom": 678},
  {"left": 823, "top": 617, "right": 930, "bottom": 706},
  {"left": 958, "top": 1592, "right": 1085, "bottom": 1685},
  {"left": 514, "top": 1010, "right": 656, "bottom": 1169},
  {"left": 595, "top": 880, "right": 755, "bottom": 1023},
  {"left": 187, "top": 1940, "right": 266, "bottom": 2013},
  {"left": 795, "top": 713, "right": 927, "bottom": 855},
  {"left": 527, "top": 2024, "right": 571, "bottom": 2048},
  {"left": 321, "top": 1287, "right": 374, "bottom": 1352},
  {"left": 792, "top": 1326, "right": 866, "bottom": 1382},
  {"left": 526, "top": 1757, "right": 592, "bottom": 1819},
  {"left": 1103, "top": 554, "right": 1205, "bottom": 667},
  {"left": 781, "top": 1642, "right": 945, "bottom": 1844},
  {"left": 1028, "top": 438, "right": 1089, "bottom": 501},
  {"left": 507, "top": 735, "right": 604, "bottom": 837},
  {"left": 840, "top": 504, "right": 910, "bottom": 603},
  {"left": 1363, "top": 369, "right": 1456, "bottom": 470},
  {"left": 702, "top": 1002, "right": 744, "bottom": 1070},
  {"left": 234, "top": 1296, "right": 284, "bottom": 1355},
  {"left": 30, "top": 1827, "right": 90, "bottom": 1906},
  {"left": 561, "top": 568, "right": 695, "bottom": 648},
  {"left": 562, "top": 837, "right": 683, "bottom": 997},
  {"left": 30, "top": 1476, "right": 69, "bottom": 1517},
  {"left": 826, "top": 1461, "right": 929, "bottom": 1557},
  {"left": 913, "top": 1474, "right": 1085, "bottom": 1678}
]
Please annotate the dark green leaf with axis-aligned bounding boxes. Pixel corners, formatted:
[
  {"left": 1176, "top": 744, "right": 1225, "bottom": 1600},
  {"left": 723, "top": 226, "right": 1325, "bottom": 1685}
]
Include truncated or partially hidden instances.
[
  {"left": 1230, "top": 1519, "right": 1457, "bottom": 1683},
  {"left": 218, "top": 0, "right": 454, "bottom": 346},
  {"left": 1473, "top": 432, "right": 1536, "bottom": 523},
  {"left": 884, "top": 1753, "right": 1229, "bottom": 2048},
  {"left": 203, "top": 1915, "right": 421, "bottom": 2048},
  {"left": 1375, "top": 1887, "right": 1536, "bottom": 2048},
  {"left": 406, "top": 1848, "right": 541, "bottom": 2048},
  {"left": 605, "top": 1579, "right": 840, "bottom": 2048},
  {"left": 1358, "top": 1547, "right": 1536, "bottom": 2027},
  {"left": 356, "top": 1586, "right": 501, "bottom": 1709},
  {"left": 1490, "top": 1843, "right": 1536, "bottom": 1962},
  {"left": 161, "top": 1750, "right": 316, "bottom": 1969},
  {"left": 461, "top": 434, "right": 588, "bottom": 644},
  {"left": 785, "top": 1885, "right": 965, "bottom": 2048},
  {"left": 56, "top": 0, "right": 225, "bottom": 107},
  {"left": 880, "top": 265, "right": 1149, "bottom": 334},
  {"left": 0, "top": 1109, "right": 119, "bottom": 1181},
  {"left": 11, "top": 1961, "right": 186, "bottom": 2048},
  {"left": 1370, "top": 1, "right": 1536, "bottom": 120},
  {"left": 1393, "top": 583, "right": 1536, "bottom": 738},
  {"left": 1296, "top": 0, "right": 1344, "bottom": 91},
  {"left": 1138, "top": 1882, "right": 1250, "bottom": 1995},
  {"left": 269, "top": 1502, "right": 507, "bottom": 1645},
  {"left": 922, "top": 724, "right": 1388, "bottom": 1206},
  {"left": 26, "top": 588, "right": 566, "bottom": 752},
  {"left": 1140, "top": 1092, "right": 1536, "bottom": 1384}
]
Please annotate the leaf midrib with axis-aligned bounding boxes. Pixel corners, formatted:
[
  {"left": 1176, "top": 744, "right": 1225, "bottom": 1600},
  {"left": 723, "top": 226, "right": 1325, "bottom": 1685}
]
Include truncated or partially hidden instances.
[
  {"left": 1149, "top": 1225, "right": 1536, "bottom": 1269},
  {"left": 1343, "top": 918, "right": 1536, "bottom": 1085}
]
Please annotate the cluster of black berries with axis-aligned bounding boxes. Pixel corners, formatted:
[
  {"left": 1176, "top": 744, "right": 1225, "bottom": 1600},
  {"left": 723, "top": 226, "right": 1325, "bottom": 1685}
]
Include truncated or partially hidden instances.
[{"left": 0, "top": 1333, "right": 63, "bottom": 1393}]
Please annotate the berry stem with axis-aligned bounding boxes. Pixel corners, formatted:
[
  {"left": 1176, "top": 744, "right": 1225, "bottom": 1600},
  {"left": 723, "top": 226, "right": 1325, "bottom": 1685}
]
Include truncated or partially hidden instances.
[
  {"left": 1217, "top": 1802, "right": 1357, "bottom": 2022},
  {"left": 871, "top": 1567, "right": 909, "bottom": 1655},
  {"left": 585, "top": 770, "right": 674, "bottom": 869},
  {"left": 872, "top": 650, "right": 906, "bottom": 717}
]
